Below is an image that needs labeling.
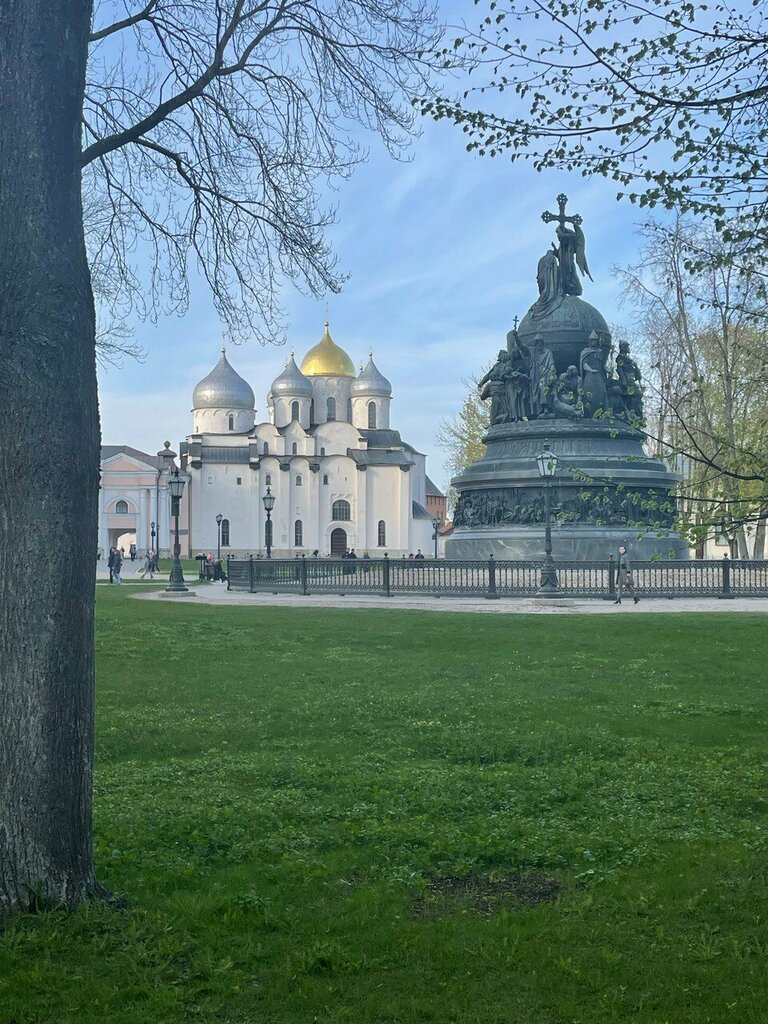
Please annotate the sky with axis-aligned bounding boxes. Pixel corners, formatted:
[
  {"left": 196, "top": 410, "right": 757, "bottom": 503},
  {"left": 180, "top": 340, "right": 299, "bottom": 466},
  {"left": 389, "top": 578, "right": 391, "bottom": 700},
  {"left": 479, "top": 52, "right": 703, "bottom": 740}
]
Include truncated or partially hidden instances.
[{"left": 96, "top": 8, "right": 645, "bottom": 494}]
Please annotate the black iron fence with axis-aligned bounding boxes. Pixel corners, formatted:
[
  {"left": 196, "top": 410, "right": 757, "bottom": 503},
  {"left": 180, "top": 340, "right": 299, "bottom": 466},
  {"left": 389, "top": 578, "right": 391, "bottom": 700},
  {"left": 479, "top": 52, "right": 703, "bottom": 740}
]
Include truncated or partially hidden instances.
[{"left": 226, "top": 555, "right": 768, "bottom": 600}]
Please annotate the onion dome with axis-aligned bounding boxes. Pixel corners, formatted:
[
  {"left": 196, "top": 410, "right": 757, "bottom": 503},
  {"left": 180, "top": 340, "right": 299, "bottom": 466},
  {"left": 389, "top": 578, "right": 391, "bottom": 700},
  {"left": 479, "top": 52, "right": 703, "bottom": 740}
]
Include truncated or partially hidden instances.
[
  {"left": 300, "top": 321, "right": 355, "bottom": 378},
  {"left": 192, "top": 347, "right": 255, "bottom": 410},
  {"left": 270, "top": 353, "right": 313, "bottom": 397},
  {"left": 351, "top": 354, "right": 392, "bottom": 396}
]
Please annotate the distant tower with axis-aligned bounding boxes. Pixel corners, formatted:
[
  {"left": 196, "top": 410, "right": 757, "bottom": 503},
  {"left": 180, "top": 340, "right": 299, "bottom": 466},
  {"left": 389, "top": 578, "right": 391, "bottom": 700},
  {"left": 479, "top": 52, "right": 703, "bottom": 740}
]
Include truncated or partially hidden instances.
[
  {"left": 351, "top": 354, "right": 392, "bottom": 430},
  {"left": 191, "top": 347, "right": 255, "bottom": 434}
]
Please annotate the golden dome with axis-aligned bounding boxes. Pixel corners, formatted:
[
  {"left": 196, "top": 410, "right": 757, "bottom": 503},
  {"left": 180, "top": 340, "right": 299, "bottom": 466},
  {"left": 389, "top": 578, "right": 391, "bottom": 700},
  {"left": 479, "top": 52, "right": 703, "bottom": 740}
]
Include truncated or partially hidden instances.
[{"left": 300, "top": 321, "right": 356, "bottom": 378}]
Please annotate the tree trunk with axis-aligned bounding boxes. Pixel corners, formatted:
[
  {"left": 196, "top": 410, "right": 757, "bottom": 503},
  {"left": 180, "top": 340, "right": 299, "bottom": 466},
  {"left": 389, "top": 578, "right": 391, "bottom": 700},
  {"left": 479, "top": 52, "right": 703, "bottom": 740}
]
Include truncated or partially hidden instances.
[
  {"left": 754, "top": 518, "right": 765, "bottom": 561},
  {"left": 0, "top": 0, "right": 98, "bottom": 913}
]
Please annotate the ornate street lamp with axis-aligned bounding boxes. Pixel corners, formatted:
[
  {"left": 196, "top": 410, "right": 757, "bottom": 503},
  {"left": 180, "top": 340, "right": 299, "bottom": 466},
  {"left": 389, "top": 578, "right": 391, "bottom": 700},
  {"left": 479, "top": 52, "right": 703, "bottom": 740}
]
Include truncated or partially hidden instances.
[
  {"left": 535, "top": 442, "right": 560, "bottom": 597},
  {"left": 150, "top": 520, "right": 156, "bottom": 556},
  {"left": 432, "top": 517, "right": 441, "bottom": 560},
  {"left": 262, "top": 485, "right": 275, "bottom": 559},
  {"left": 166, "top": 467, "right": 188, "bottom": 593},
  {"left": 216, "top": 512, "right": 223, "bottom": 561}
]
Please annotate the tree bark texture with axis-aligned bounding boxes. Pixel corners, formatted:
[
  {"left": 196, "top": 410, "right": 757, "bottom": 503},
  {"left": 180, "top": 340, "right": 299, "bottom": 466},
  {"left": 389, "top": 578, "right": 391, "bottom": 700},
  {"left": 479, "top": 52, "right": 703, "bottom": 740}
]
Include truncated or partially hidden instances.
[{"left": 0, "top": 0, "right": 98, "bottom": 912}]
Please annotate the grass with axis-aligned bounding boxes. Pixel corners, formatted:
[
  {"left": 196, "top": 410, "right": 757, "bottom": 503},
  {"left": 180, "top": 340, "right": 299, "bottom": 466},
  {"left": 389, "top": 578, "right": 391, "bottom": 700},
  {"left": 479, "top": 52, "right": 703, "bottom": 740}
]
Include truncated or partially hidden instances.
[{"left": 2, "top": 590, "right": 768, "bottom": 1023}]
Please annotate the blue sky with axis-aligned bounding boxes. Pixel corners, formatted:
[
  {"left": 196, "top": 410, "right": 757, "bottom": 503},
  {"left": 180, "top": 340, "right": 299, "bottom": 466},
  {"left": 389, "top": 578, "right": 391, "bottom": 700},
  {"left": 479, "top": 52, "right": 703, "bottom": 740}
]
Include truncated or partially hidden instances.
[{"left": 97, "top": 17, "right": 643, "bottom": 493}]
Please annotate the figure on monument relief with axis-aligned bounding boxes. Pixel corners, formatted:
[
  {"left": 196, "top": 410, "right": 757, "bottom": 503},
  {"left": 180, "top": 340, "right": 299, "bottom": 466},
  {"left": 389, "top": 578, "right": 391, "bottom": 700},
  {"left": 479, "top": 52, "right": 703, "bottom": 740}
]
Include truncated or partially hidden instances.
[
  {"left": 553, "top": 365, "right": 584, "bottom": 419},
  {"left": 505, "top": 339, "right": 530, "bottom": 421},
  {"left": 579, "top": 330, "right": 609, "bottom": 417},
  {"left": 615, "top": 341, "right": 644, "bottom": 420},
  {"left": 531, "top": 249, "right": 562, "bottom": 320},
  {"left": 521, "top": 333, "right": 557, "bottom": 418},
  {"left": 478, "top": 350, "right": 511, "bottom": 425}
]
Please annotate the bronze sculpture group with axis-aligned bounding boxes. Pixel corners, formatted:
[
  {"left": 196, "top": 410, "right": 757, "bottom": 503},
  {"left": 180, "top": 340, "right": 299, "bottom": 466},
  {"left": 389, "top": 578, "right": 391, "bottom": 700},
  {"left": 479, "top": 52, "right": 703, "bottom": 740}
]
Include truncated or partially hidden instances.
[{"left": 478, "top": 194, "right": 644, "bottom": 426}]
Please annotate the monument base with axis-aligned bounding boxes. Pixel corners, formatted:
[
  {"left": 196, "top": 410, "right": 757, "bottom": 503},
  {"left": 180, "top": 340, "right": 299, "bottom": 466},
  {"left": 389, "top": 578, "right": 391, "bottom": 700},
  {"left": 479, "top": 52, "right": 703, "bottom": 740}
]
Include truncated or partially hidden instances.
[{"left": 446, "top": 524, "right": 688, "bottom": 562}]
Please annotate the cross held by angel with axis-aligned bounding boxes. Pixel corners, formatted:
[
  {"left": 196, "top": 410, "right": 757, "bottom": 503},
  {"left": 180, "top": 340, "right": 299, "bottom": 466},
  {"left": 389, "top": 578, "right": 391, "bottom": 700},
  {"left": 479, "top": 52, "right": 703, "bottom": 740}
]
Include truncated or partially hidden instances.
[{"left": 539, "top": 193, "right": 593, "bottom": 300}]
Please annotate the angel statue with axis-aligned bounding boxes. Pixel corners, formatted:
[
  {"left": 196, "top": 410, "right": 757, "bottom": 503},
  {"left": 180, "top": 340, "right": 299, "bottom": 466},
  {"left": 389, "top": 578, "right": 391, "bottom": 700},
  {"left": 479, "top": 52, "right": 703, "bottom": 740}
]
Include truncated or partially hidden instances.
[{"left": 541, "top": 194, "right": 594, "bottom": 297}]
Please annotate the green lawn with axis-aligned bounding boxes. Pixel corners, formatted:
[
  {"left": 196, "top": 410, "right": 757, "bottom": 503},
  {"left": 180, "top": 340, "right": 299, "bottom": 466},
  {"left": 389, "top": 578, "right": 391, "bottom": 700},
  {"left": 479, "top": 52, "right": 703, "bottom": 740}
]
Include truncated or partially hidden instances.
[{"left": 2, "top": 591, "right": 768, "bottom": 1023}]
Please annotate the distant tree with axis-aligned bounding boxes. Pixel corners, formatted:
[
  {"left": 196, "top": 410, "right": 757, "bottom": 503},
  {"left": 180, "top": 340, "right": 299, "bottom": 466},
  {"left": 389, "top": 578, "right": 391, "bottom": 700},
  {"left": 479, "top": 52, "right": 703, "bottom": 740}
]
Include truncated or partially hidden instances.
[
  {"left": 1, "top": 0, "right": 443, "bottom": 914},
  {"left": 436, "top": 374, "right": 490, "bottom": 511},
  {"left": 616, "top": 217, "right": 768, "bottom": 556},
  {"left": 424, "top": 0, "right": 768, "bottom": 280}
]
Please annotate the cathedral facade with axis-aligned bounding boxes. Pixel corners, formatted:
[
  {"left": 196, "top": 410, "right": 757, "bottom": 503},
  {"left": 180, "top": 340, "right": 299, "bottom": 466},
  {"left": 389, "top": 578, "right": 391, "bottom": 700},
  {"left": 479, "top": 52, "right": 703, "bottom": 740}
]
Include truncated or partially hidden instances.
[{"left": 99, "top": 323, "right": 440, "bottom": 559}]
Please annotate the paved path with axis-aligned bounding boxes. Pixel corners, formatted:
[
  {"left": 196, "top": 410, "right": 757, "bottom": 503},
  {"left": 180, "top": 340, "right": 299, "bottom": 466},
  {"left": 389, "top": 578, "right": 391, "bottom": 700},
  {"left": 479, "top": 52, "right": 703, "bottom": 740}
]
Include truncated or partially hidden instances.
[{"left": 133, "top": 585, "right": 768, "bottom": 615}]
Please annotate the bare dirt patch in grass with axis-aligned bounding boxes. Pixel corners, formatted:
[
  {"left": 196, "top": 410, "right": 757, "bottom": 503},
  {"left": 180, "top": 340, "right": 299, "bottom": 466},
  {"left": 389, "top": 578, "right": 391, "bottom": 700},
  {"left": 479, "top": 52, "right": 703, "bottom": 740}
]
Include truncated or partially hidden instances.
[{"left": 412, "top": 873, "right": 564, "bottom": 918}]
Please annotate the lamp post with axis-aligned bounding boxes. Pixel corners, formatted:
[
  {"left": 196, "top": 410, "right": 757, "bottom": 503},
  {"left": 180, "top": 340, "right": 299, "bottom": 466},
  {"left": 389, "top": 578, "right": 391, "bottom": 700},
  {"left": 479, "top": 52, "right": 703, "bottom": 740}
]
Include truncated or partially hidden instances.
[
  {"left": 262, "top": 485, "right": 275, "bottom": 559},
  {"left": 535, "top": 442, "right": 560, "bottom": 597},
  {"left": 150, "top": 520, "right": 156, "bottom": 557},
  {"left": 166, "top": 467, "right": 188, "bottom": 593},
  {"left": 432, "top": 517, "right": 441, "bottom": 560},
  {"left": 216, "top": 512, "right": 223, "bottom": 561}
]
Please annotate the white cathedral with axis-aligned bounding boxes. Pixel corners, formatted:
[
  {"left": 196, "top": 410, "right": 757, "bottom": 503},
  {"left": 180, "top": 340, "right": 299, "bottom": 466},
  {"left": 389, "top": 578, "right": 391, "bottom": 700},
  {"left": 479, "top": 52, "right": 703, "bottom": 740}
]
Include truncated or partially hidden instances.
[{"left": 99, "top": 323, "right": 442, "bottom": 559}]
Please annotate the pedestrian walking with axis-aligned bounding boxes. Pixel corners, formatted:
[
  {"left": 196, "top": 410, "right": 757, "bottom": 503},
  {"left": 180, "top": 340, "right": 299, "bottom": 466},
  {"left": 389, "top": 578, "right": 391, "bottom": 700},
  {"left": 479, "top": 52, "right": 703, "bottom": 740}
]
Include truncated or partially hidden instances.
[
  {"left": 112, "top": 547, "right": 123, "bottom": 584},
  {"left": 139, "top": 551, "right": 154, "bottom": 579},
  {"left": 614, "top": 545, "right": 639, "bottom": 605},
  {"left": 107, "top": 546, "right": 115, "bottom": 583},
  {"left": 129, "top": 542, "right": 137, "bottom": 561}
]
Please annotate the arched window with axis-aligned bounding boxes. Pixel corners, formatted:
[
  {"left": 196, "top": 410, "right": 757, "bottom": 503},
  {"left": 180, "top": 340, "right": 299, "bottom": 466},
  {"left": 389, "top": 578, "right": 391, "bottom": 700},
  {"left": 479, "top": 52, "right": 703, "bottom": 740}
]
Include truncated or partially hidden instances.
[
  {"left": 221, "top": 519, "right": 230, "bottom": 547},
  {"left": 294, "top": 519, "right": 303, "bottom": 547},
  {"left": 332, "top": 499, "right": 351, "bottom": 521},
  {"left": 323, "top": 474, "right": 329, "bottom": 485},
  {"left": 265, "top": 474, "right": 272, "bottom": 486},
  {"left": 378, "top": 520, "right": 386, "bottom": 546},
  {"left": 320, "top": 447, "right": 325, "bottom": 456},
  {"left": 292, "top": 442, "right": 298, "bottom": 454},
  {"left": 368, "top": 401, "right": 377, "bottom": 429},
  {"left": 291, "top": 400, "right": 299, "bottom": 421},
  {"left": 115, "top": 499, "right": 129, "bottom": 514},
  {"left": 295, "top": 474, "right": 302, "bottom": 487},
  {"left": 347, "top": 398, "right": 352, "bottom": 421},
  {"left": 326, "top": 396, "right": 336, "bottom": 421},
  {"left": 263, "top": 442, "right": 269, "bottom": 454},
  {"left": 228, "top": 414, "right": 234, "bottom": 431}
]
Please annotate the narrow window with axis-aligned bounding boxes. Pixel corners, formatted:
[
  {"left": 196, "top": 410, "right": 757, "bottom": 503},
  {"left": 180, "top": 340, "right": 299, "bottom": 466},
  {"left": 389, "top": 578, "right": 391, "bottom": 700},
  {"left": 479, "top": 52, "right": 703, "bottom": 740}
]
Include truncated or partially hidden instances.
[
  {"left": 294, "top": 519, "right": 303, "bottom": 547},
  {"left": 332, "top": 499, "right": 351, "bottom": 521},
  {"left": 326, "top": 396, "right": 336, "bottom": 421},
  {"left": 221, "top": 519, "right": 230, "bottom": 547},
  {"left": 368, "top": 401, "right": 377, "bottom": 429},
  {"left": 228, "top": 414, "right": 234, "bottom": 430},
  {"left": 320, "top": 447, "right": 326, "bottom": 456},
  {"left": 323, "top": 474, "right": 329, "bottom": 485},
  {"left": 292, "top": 442, "right": 298, "bottom": 455},
  {"left": 263, "top": 442, "right": 269, "bottom": 455},
  {"left": 236, "top": 477, "right": 242, "bottom": 485},
  {"left": 291, "top": 401, "right": 299, "bottom": 421},
  {"left": 378, "top": 520, "right": 386, "bottom": 546},
  {"left": 115, "top": 499, "right": 129, "bottom": 514},
  {"left": 347, "top": 398, "right": 352, "bottom": 421},
  {"left": 296, "top": 475, "right": 302, "bottom": 487},
  {"left": 265, "top": 474, "right": 272, "bottom": 486}
]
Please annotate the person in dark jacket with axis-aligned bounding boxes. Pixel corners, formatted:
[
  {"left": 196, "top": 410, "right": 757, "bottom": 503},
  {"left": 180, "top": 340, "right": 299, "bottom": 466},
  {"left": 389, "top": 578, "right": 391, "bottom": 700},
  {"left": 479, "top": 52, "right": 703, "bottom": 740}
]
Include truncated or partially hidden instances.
[
  {"left": 614, "top": 545, "right": 639, "bottom": 605},
  {"left": 108, "top": 546, "right": 115, "bottom": 583},
  {"left": 112, "top": 547, "right": 123, "bottom": 584}
]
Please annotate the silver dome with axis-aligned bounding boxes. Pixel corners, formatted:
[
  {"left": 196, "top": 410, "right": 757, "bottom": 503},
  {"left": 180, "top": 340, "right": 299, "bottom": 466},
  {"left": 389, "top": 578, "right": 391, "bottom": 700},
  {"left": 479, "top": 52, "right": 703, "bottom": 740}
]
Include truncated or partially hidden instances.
[
  {"left": 192, "top": 349, "right": 255, "bottom": 410},
  {"left": 351, "top": 355, "right": 392, "bottom": 397},
  {"left": 270, "top": 354, "right": 313, "bottom": 397}
]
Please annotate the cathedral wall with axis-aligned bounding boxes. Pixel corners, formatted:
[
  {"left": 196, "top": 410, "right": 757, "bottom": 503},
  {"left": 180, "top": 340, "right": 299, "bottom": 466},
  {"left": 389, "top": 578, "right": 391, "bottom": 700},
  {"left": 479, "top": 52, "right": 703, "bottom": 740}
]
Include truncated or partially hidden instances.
[
  {"left": 193, "top": 407, "right": 254, "bottom": 434},
  {"left": 351, "top": 396, "right": 391, "bottom": 431},
  {"left": 273, "top": 395, "right": 310, "bottom": 430},
  {"left": 310, "top": 376, "right": 353, "bottom": 424}
]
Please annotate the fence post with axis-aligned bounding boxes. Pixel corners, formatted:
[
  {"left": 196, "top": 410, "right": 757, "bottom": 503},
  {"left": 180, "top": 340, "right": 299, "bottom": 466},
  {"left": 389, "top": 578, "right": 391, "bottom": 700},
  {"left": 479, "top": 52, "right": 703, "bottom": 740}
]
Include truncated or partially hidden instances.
[
  {"left": 720, "top": 553, "right": 733, "bottom": 599},
  {"left": 249, "top": 554, "right": 254, "bottom": 592},
  {"left": 608, "top": 554, "right": 616, "bottom": 601},
  {"left": 383, "top": 553, "right": 391, "bottom": 597},
  {"left": 486, "top": 554, "right": 499, "bottom": 599},
  {"left": 301, "top": 553, "right": 308, "bottom": 596}
]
